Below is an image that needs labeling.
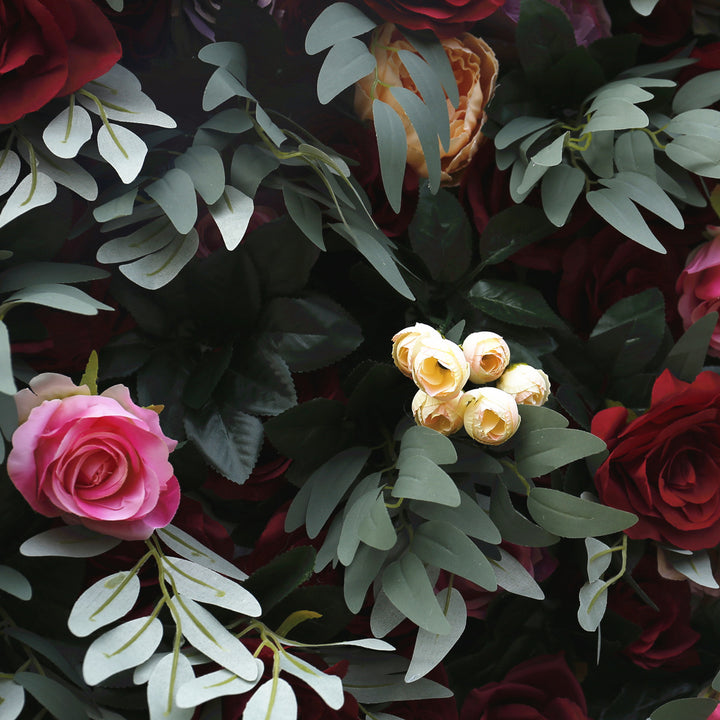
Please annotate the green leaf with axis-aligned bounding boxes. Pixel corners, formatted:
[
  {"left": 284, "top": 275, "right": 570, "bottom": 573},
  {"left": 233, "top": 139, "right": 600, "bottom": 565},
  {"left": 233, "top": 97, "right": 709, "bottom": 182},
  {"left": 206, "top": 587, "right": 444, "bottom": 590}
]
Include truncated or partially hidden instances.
[
  {"left": 14, "top": 673, "right": 86, "bottom": 720},
  {"left": 662, "top": 311, "right": 719, "bottom": 382},
  {"left": 96, "top": 218, "right": 176, "bottom": 264},
  {"left": 96, "top": 123, "right": 147, "bottom": 183},
  {"left": 20, "top": 526, "right": 121, "bottom": 558},
  {"left": 584, "top": 100, "right": 649, "bottom": 134},
  {"left": 665, "top": 135, "right": 720, "bottom": 179},
  {"left": 83, "top": 616, "right": 164, "bottom": 684},
  {"left": 278, "top": 652, "right": 345, "bottom": 710},
  {"left": 198, "top": 41, "right": 248, "bottom": 80},
  {"left": 338, "top": 473, "right": 383, "bottom": 565},
  {"left": 667, "top": 108, "right": 720, "bottom": 143},
  {"left": 343, "top": 543, "right": 388, "bottom": 613},
  {"left": 317, "top": 38, "right": 376, "bottom": 105},
  {"left": 393, "top": 454, "right": 460, "bottom": 507},
  {"left": 255, "top": 105, "right": 286, "bottom": 147},
  {"left": 0, "top": 173, "right": 57, "bottom": 229},
  {"left": 666, "top": 548, "right": 720, "bottom": 589},
  {"left": 372, "top": 99, "right": 407, "bottom": 213},
  {"left": 396, "top": 50, "right": 450, "bottom": 150},
  {"left": 175, "top": 145, "right": 226, "bottom": 205},
  {"left": 648, "top": 698, "right": 719, "bottom": 720},
  {"left": 358, "top": 493, "right": 397, "bottom": 551},
  {"left": 68, "top": 570, "right": 141, "bottom": 637},
  {"left": 282, "top": 186, "right": 325, "bottom": 250},
  {"left": 672, "top": 70, "right": 720, "bottom": 113},
  {"left": 202, "top": 67, "right": 254, "bottom": 111},
  {"left": 494, "top": 117, "right": 555, "bottom": 150},
  {"left": 491, "top": 547, "right": 544, "bottom": 600},
  {"left": 580, "top": 129, "right": 614, "bottom": 178},
  {"left": 3, "top": 283, "right": 109, "bottom": 315},
  {"left": 305, "top": 2, "right": 376, "bottom": 54},
  {"left": 586, "top": 537, "right": 612, "bottom": 582},
  {"left": 0, "top": 679, "right": 24, "bottom": 720},
  {"left": 405, "top": 30, "right": 459, "bottom": 107},
  {"left": 629, "top": 0, "right": 660, "bottom": 15},
  {"left": 43, "top": 104, "right": 93, "bottom": 159},
  {"left": 230, "top": 145, "right": 279, "bottom": 198},
  {"left": 243, "top": 678, "right": 296, "bottom": 720},
  {"left": 541, "top": 163, "right": 585, "bottom": 227},
  {"left": 120, "top": 229, "right": 199, "bottom": 289},
  {"left": 390, "top": 87, "right": 441, "bottom": 192},
  {"left": 480, "top": 204, "right": 555, "bottom": 265},
  {"left": 516, "top": 428, "right": 606, "bottom": 478},
  {"left": 412, "top": 520, "right": 497, "bottom": 590},
  {"left": 175, "top": 665, "right": 263, "bottom": 709},
  {"left": 0, "top": 150, "right": 20, "bottom": 196},
  {"left": 614, "top": 130, "right": 656, "bottom": 179},
  {"left": 527, "top": 487, "right": 638, "bottom": 537},
  {"left": 305, "top": 446, "right": 373, "bottom": 538},
  {"left": 382, "top": 553, "right": 451, "bottom": 634},
  {"left": 577, "top": 578, "right": 607, "bottom": 632},
  {"left": 531, "top": 132, "right": 567, "bottom": 166},
  {"left": 489, "top": 480, "right": 559, "bottom": 547},
  {"left": 405, "top": 587, "right": 466, "bottom": 682},
  {"left": 208, "top": 185, "right": 254, "bottom": 251},
  {"left": 184, "top": 402, "right": 263, "bottom": 484},
  {"left": 198, "top": 108, "right": 253, "bottom": 135},
  {"left": 147, "top": 652, "right": 195, "bottom": 720},
  {"left": 0, "top": 321, "right": 15, "bottom": 395},
  {"left": 586, "top": 188, "right": 666, "bottom": 253},
  {"left": 182, "top": 346, "right": 233, "bottom": 410},
  {"left": 410, "top": 491, "right": 500, "bottom": 544},
  {"left": 468, "top": 279, "right": 564, "bottom": 328},
  {"left": 0, "top": 565, "right": 31, "bottom": 600}
]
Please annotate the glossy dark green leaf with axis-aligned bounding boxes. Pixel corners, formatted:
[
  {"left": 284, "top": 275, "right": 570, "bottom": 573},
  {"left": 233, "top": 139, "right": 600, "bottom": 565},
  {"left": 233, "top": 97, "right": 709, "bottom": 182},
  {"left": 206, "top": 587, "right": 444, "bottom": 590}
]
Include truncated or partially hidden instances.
[
  {"left": 479, "top": 205, "right": 554, "bottom": 265},
  {"left": 662, "top": 311, "right": 719, "bottom": 382},
  {"left": 469, "top": 279, "right": 564, "bottom": 328}
]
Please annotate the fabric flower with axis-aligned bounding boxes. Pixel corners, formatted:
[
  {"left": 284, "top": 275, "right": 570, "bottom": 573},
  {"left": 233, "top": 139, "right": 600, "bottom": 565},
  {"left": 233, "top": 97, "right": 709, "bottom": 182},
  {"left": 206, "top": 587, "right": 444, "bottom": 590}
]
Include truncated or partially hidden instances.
[
  {"left": 8, "top": 373, "right": 180, "bottom": 541},
  {"left": 392, "top": 323, "right": 442, "bottom": 377},
  {"left": 0, "top": 0, "right": 122, "bottom": 125},
  {"left": 412, "top": 389, "right": 466, "bottom": 435},
  {"left": 592, "top": 369, "right": 720, "bottom": 551},
  {"left": 497, "top": 363, "right": 551, "bottom": 407},
  {"left": 411, "top": 335, "right": 470, "bottom": 398},
  {"left": 355, "top": 23, "right": 498, "bottom": 185},
  {"left": 462, "top": 387, "right": 520, "bottom": 445},
  {"left": 462, "top": 331, "right": 510, "bottom": 384},
  {"left": 677, "top": 228, "right": 720, "bottom": 356}
]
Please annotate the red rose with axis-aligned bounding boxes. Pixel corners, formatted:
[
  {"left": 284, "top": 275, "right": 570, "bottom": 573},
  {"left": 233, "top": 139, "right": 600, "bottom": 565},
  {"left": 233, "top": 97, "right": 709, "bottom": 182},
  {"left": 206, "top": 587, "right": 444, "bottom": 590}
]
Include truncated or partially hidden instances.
[
  {"left": 460, "top": 653, "right": 590, "bottom": 720},
  {"left": 621, "top": 0, "right": 693, "bottom": 46},
  {"left": 609, "top": 556, "right": 700, "bottom": 670},
  {"left": 0, "top": 0, "right": 122, "bottom": 125},
  {"left": 361, "top": 0, "right": 505, "bottom": 36},
  {"left": 593, "top": 369, "right": 720, "bottom": 551}
]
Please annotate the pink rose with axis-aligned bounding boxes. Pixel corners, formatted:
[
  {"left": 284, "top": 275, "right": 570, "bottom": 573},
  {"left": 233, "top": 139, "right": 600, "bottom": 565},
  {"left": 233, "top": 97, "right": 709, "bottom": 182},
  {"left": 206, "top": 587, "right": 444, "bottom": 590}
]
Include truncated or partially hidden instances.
[
  {"left": 677, "top": 228, "right": 720, "bottom": 357},
  {"left": 8, "top": 373, "right": 180, "bottom": 541}
]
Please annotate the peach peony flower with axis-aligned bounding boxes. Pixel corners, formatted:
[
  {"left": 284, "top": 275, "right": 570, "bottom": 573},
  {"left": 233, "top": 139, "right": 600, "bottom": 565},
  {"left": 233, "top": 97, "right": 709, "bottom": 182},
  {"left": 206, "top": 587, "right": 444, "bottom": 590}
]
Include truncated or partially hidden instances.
[
  {"left": 497, "top": 363, "right": 551, "bottom": 407},
  {"left": 391, "top": 323, "right": 442, "bottom": 376},
  {"left": 462, "top": 331, "right": 510, "bottom": 384},
  {"left": 412, "top": 389, "right": 466, "bottom": 435},
  {"left": 411, "top": 335, "right": 470, "bottom": 398},
  {"left": 463, "top": 387, "right": 520, "bottom": 445}
]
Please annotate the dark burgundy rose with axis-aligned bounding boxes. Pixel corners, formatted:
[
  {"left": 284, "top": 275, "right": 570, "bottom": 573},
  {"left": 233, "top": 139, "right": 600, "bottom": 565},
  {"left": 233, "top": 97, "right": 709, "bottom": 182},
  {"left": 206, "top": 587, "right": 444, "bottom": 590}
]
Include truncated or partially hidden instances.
[
  {"left": 621, "top": 0, "right": 693, "bottom": 46},
  {"left": 609, "top": 556, "right": 700, "bottom": 670},
  {"left": 593, "top": 369, "right": 720, "bottom": 551},
  {"left": 0, "top": 0, "right": 122, "bottom": 124},
  {"left": 203, "top": 450, "right": 291, "bottom": 502},
  {"left": 460, "top": 653, "right": 590, "bottom": 720},
  {"left": 360, "top": 0, "right": 505, "bottom": 36}
]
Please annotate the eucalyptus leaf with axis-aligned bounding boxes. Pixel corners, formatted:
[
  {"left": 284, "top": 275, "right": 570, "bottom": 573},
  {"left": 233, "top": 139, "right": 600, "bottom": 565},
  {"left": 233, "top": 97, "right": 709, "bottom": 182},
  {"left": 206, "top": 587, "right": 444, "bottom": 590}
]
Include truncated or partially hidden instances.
[
  {"left": 0, "top": 261, "right": 108, "bottom": 292},
  {"left": 305, "top": 2, "right": 377, "bottom": 54},
  {"left": 278, "top": 652, "right": 345, "bottom": 709},
  {"left": 577, "top": 578, "right": 607, "bottom": 632},
  {"left": 243, "top": 678, "right": 297, "bottom": 720},
  {"left": 120, "top": 229, "right": 199, "bottom": 289},
  {"left": 580, "top": 129, "right": 614, "bottom": 178},
  {"left": 0, "top": 172, "right": 57, "bottom": 229},
  {"left": 230, "top": 145, "right": 279, "bottom": 197},
  {"left": 202, "top": 67, "right": 254, "bottom": 111},
  {"left": 175, "top": 145, "right": 226, "bottom": 205},
  {"left": 672, "top": 70, "right": 720, "bottom": 113},
  {"left": 531, "top": 132, "right": 568, "bottom": 167},
  {"left": 495, "top": 117, "right": 555, "bottom": 150},
  {"left": 0, "top": 322, "right": 14, "bottom": 395},
  {"left": 667, "top": 108, "right": 720, "bottom": 143},
  {"left": 0, "top": 565, "right": 31, "bottom": 600},
  {"left": 208, "top": 185, "right": 254, "bottom": 251},
  {"left": 393, "top": 454, "right": 460, "bottom": 507},
  {"left": 14, "top": 673, "right": 86, "bottom": 720},
  {"left": 0, "top": 678, "right": 24, "bottom": 720},
  {"left": 43, "top": 104, "right": 93, "bottom": 158},
  {"left": 614, "top": 130, "right": 656, "bottom": 179},
  {"left": 282, "top": 186, "right": 325, "bottom": 250},
  {"left": 358, "top": 493, "right": 397, "bottom": 551},
  {"left": 4, "top": 282, "right": 111, "bottom": 315},
  {"left": 586, "top": 537, "right": 612, "bottom": 583},
  {"left": 662, "top": 311, "right": 718, "bottom": 382},
  {"left": 20, "top": 526, "right": 121, "bottom": 558},
  {"left": 175, "top": 662, "right": 263, "bottom": 709},
  {"left": 490, "top": 548, "right": 544, "bottom": 600},
  {"left": 398, "top": 425, "right": 457, "bottom": 466},
  {"left": 198, "top": 41, "right": 247, "bottom": 80},
  {"left": 540, "top": 163, "right": 585, "bottom": 227},
  {"left": 97, "top": 123, "right": 147, "bottom": 183},
  {"left": 370, "top": 589, "right": 407, "bottom": 638},
  {"left": 648, "top": 698, "right": 720, "bottom": 720},
  {"left": 665, "top": 135, "right": 720, "bottom": 179},
  {"left": 317, "top": 39, "right": 376, "bottom": 105},
  {"left": 408, "top": 31, "right": 459, "bottom": 107},
  {"left": 666, "top": 549, "right": 720, "bottom": 589},
  {"left": 338, "top": 473, "right": 383, "bottom": 566},
  {"left": 629, "top": 0, "right": 660, "bottom": 15},
  {"left": 147, "top": 652, "right": 195, "bottom": 720},
  {"left": 0, "top": 149, "right": 21, "bottom": 196},
  {"left": 489, "top": 480, "right": 559, "bottom": 547},
  {"left": 344, "top": 543, "right": 388, "bottom": 613},
  {"left": 372, "top": 99, "right": 407, "bottom": 213}
]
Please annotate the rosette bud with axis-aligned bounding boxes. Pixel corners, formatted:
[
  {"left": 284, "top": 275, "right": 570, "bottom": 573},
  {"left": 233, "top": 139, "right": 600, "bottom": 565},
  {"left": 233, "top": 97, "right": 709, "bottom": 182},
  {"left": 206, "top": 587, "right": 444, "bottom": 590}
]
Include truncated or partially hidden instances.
[
  {"left": 462, "top": 331, "right": 510, "bottom": 384},
  {"left": 412, "top": 389, "right": 466, "bottom": 436},
  {"left": 391, "top": 323, "right": 441, "bottom": 377},
  {"left": 497, "top": 363, "right": 551, "bottom": 407},
  {"left": 411, "top": 335, "right": 471, "bottom": 398},
  {"left": 463, "top": 387, "right": 520, "bottom": 445}
]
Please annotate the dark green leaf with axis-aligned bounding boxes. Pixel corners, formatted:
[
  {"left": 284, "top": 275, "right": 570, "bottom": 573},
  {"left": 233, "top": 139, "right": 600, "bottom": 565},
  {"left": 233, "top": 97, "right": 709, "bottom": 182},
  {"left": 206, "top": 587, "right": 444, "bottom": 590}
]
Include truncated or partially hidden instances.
[
  {"left": 282, "top": 186, "right": 325, "bottom": 250},
  {"left": 230, "top": 144, "right": 280, "bottom": 198},
  {"left": 14, "top": 673, "right": 86, "bottom": 720},
  {"left": 182, "top": 346, "right": 234, "bottom": 410},
  {"left": 469, "top": 279, "right": 564, "bottom": 328},
  {"left": 479, "top": 205, "right": 555, "bottom": 265},
  {"left": 648, "top": 698, "right": 718, "bottom": 720},
  {"left": 662, "top": 312, "right": 719, "bottom": 382}
]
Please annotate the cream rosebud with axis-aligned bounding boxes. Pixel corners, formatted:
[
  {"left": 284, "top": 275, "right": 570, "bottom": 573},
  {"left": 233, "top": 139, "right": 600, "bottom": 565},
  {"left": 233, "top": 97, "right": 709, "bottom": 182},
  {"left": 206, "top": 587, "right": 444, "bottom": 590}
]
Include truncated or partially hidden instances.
[
  {"left": 392, "top": 323, "right": 441, "bottom": 377},
  {"left": 462, "top": 387, "right": 520, "bottom": 445},
  {"left": 497, "top": 363, "right": 551, "bottom": 407},
  {"left": 412, "top": 389, "right": 466, "bottom": 436},
  {"left": 411, "top": 335, "right": 471, "bottom": 399},
  {"left": 462, "top": 331, "right": 510, "bottom": 384}
]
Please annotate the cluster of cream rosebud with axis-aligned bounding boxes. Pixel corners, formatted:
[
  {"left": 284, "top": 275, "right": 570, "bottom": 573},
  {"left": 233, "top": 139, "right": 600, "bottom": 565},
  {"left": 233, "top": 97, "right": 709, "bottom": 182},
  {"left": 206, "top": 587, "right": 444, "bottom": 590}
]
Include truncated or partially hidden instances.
[{"left": 392, "top": 323, "right": 551, "bottom": 445}]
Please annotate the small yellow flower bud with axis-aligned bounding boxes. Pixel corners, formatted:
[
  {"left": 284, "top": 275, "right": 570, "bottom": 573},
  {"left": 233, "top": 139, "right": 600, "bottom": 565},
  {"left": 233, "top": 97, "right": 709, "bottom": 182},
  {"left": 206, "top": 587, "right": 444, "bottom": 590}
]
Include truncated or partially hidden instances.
[
  {"left": 462, "top": 387, "right": 520, "bottom": 445},
  {"left": 411, "top": 389, "right": 466, "bottom": 436},
  {"left": 462, "top": 331, "right": 511, "bottom": 384},
  {"left": 497, "top": 363, "right": 551, "bottom": 407}
]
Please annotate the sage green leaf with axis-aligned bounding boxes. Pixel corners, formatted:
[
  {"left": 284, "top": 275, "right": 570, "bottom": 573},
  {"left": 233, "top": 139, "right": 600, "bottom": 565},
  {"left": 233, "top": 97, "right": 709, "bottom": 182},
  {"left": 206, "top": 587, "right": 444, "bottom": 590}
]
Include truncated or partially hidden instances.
[
  {"left": 516, "top": 404, "right": 569, "bottom": 434},
  {"left": 338, "top": 473, "right": 383, "bottom": 565},
  {"left": 317, "top": 39, "right": 376, "bottom": 105},
  {"left": 96, "top": 218, "right": 176, "bottom": 264},
  {"left": 255, "top": 105, "right": 286, "bottom": 147},
  {"left": 620, "top": 58, "right": 694, "bottom": 78},
  {"left": 358, "top": 493, "right": 397, "bottom": 551},
  {"left": 405, "top": 587, "right": 466, "bottom": 682},
  {"left": 662, "top": 311, "right": 718, "bottom": 382},
  {"left": 5, "top": 627, "right": 83, "bottom": 686},
  {"left": 20, "top": 526, "right": 121, "bottom": 558},
  {"left": 491, "top": 548, "right": 544, "bottom": 599},
  {"left": 579, "top": 129, "right": 613, "bottom": 178},
  {"left": 408, "top": 31, "right": 459, "bottom": 107},
  {"left": 396, "top": 50, "right": 450, "bottom": 149},
  {"left": 285, "top": 479, "right": 315, "bottom": 534},
  {"left": 315, "top": 514, "right": 343, "bottom": 571},
  {"left": 175, "top": 145, "right": 225, "bottom": 204},
  {"left": 305, "top": 2, "right": 377, "bottom": 54},
  {"left": 372, "top": 99, "right": 407, "bottom": 213},
  {"left": 68, "top": 570, "right": 141, "bottom": 637},
  {"left": 0, "top": 172, "right": 57, "bottom": 228},
  {"left": 494, "top": 117, "right": 555, "bottom": 150},
  {"left": 278, "top": 652, "right": 344, "bottom": 709},
  {"left": 382, "top": 553, "right": 451, "bottom": 634},
  {"left": 515, "top": 159, "right": 549, "bottom": 196},
  {"left": 344, "top": 543, "right": 388, "bottom": 613},
  {"left": 146, "top": 168, "right": 197, "bottom": 234},
  {"left": 282, "top": 186, "right": 325, "bottom": 250},
  {"left": 198, "top": 41, "right": 247, "bottom": 80},
  {"left": 656, "top": 164, "right": 706, "bottom": 206},
  {"left": 390, "top": 87, "right": 441, "bottom": 192},
  {"left": 468, "top": 279, "right": 564, "bottom": 328},
  {"left": 30, "top": 150, "right": 97, "bottom": 201},
  {"left": 147, "top": 652, "right": 195, "bottom": 720},
  {"left": 158, "top": 524, "right": 249, "bottom": 582},
  {"left": 667, "top": 108, "right": 720, "bottom": 142},
  {"left": 198, "top": 108, "right": 253, "bottom": 134},
  {"left": 516, "top": 428, "right": 606, "bottom": 478},
  {"left": 599, "top": 171, "right": 683, "bottom": 228},
  {"left": 343, "top": 660, "right": 453, "bottom": 703},
  {"left": 175, "top": 663, "right": 263, "bottom": 709},
  {"left": 230, "top": 145, "right": 279, "bottom": 197},
  {"left": 541, "top": 163, "right": 585, "bottom": 227},
  {"left": 614, "top": 130, "right": 656, "bottom": 179},
  {"left": 530, "top": 132, "right": 567, "bottom": 167},
  {"left": 577, "top": 579, "right": 607, "bottom": 632},
  {"left": 629, "top": 0, "right": 660, "bottom": 14},
  {"left": 0, "top": 262, "right": 106, "bottom": 293},
  {"left": 393, "top": 454, "right": 460, "bottom": 507},
  {"left": 14, "top": 673, "right": 86, "bottom": 720},
  {"left": 244, "top": 678, "right": 297, "bottom": 720},
  {"left": 0, "top": 565, "right": 30, "bottom": 600},
  {"left": 0, "top": 678, "right": 24, "bottom": 720},
  {"left": 370, "top": 589, "right": 406, "bottom": 638},
  {"left": 648, "top": 698, "right": 719, "bottom": 720},
  {"left": 202, "top": 67, "right": 254, "bottom": 111},
  {"left": 83, "top": 616, "right": 164, "bottom": 684},
  {"left": 585, "top": 100, "right": 649, "bottom": 134},
  {"left": 97, "top": 123, "right": 147, "bottom": 183},
  {"left": 43, "top": 104, "right": 93, "bottom": 159},
  {"left": 666, "top": 549, "right": 720, "bottom": 589},
  {"left": 120, "top": 229, "right": 199, "bottom": 289},
  {"left": 0, "top": 321, "right": 15, "bottom": 395},
  {"left": 172, "top": 595, "right": 260, "bottom": 680},
  {"left": 665, "top": 135, "right": 720, "bottom": 179},
  {"left": 161, "top": 556, "right": 261, "bottom": 616},
  {"left": 93, "top": 187, "right": 138, "bottom": 222},
  {"left": 305, "top": 446, "right": 372, "bottom": 538},
  {"left": 208, "top": 185, "right": 254, "bottom": 250},
  {"left": 586, "top": 188, "right": 666, "bottom": 253},
  {"left": 587, "top": 81, "right": 654, "bottom": 107},
  {"left": 398, "top": 425, "right": 457, "bottom": 466},
  {"left": 409, "top": 491, "right": 501, "bottom": 544},
  {"left": 489, "top": 480, "right": 558, "bottom": 547},
  {"left": 672, "top": 70, "right": 720, "bottom": 113},
  {"left": 0, "top": 150, "right": 20, "bottom": 196},
  {"left": 527, "top": 487, "right": 637, "bottom": 537},
  {"left": 586, "top": 537, "right": 612, "bottom": 582}
]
